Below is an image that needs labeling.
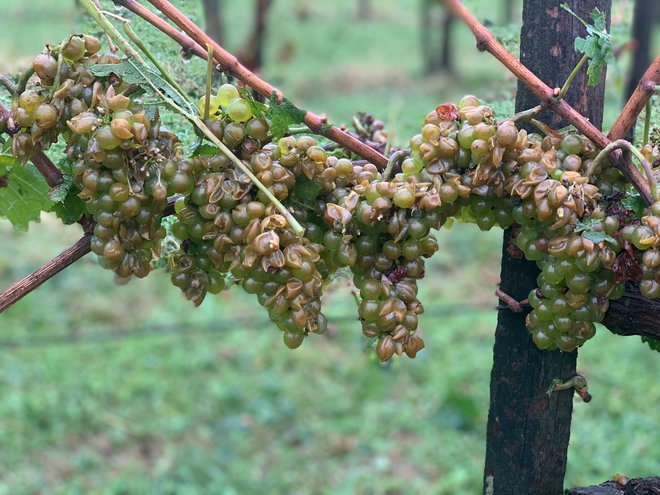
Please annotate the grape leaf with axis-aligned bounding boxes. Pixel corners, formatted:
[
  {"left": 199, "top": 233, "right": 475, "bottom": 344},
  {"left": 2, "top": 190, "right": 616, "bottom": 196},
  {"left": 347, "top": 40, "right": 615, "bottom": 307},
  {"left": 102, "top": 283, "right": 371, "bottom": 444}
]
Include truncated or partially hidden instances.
[
  {"left": 288, "top": 175, "right": 323, "bottom": 212},
  {"left": 48, "top": 159, "right": 74, "bottom": 203},
  {"left": 190, "top": 143, "right": 221, "bottom": 158},
  {"left": 237, "top": 86, "right": 267, "bottom": 120},
  {"left": 267, "top": 93, "right": 307, "bottom": 140},
  {"left": 0, "top": 153, "right": 53, "bottom": 231},
  {"left": 582, "top": 230, "right": 617, "bottom": 245},
  {"left": 49, "top": 158, "right": 85, "bottom": 224},
  {"left": 91, "top": 60, "right": 192, "bottom": 114},
  {"left": 561, "top": 4, "right": 613, "bottom": 86},
  {"left": 575, "top": 218, "right": 617, "bottom": 245},
  {"left": 620, "top": 193, "right": 646, "bottom": 218},
  {"left": 48, "top": 173, "right": 72, "bottom": 203},
  {"left": 52, "top": 190, "right": 85, "bottom": 225}
]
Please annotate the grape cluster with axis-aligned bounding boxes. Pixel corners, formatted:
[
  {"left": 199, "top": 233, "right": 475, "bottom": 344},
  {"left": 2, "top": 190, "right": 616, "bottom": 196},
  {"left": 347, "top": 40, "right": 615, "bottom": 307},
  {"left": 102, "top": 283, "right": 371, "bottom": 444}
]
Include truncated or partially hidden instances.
[
  {"left": 168, "top": 124, "right": 329, "bottom": 349},
  {"left": 622, "top": 201, "right": 660, "bottom": 298},
  {"left": 12, "top": 35, "right": 110, "bottom": 162},
  {"left": 159, "top": 84, "right": 446, "bottom": 356},
  {"left": 8, "top": 34, "right": 659, "bottom": 359},
  {"left": 11, "top": 36, "right": 179, "bottom": 280},
  {"left": 408, "top": 96, "right": 659, "bottom": 351},
  {"left": 69, "top": 89, "right": 182, "bottom": 280}
]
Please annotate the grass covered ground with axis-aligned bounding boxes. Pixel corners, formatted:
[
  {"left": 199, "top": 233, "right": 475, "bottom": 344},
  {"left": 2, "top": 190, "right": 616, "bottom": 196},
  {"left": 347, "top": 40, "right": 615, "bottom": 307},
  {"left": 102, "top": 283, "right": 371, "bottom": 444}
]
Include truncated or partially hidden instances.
[{"left": 0, "top": 0, "right": 658, "bottom": 493}]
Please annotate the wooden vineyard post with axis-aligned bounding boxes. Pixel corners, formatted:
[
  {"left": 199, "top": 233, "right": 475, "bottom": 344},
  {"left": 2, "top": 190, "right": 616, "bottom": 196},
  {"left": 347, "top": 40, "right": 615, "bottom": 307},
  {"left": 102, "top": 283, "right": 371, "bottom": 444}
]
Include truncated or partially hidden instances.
[{"left": 483, "top": 1, "right": 611, "bottom": 494}]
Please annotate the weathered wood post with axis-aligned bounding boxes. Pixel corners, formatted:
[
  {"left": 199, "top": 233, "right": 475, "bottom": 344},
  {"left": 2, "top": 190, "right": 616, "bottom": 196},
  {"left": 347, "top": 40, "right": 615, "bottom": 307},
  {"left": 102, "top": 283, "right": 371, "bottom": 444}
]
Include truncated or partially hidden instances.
[{"left": 483, "top": 2, "right": 611, "bottom": 494}]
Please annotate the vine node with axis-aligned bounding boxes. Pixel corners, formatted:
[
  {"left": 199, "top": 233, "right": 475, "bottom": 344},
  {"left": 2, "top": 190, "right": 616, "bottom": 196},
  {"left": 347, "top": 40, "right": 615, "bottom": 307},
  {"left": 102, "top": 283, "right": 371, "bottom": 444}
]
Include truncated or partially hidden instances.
[{"left": 495, "top": 288, "right": 529, "bottom": 313}]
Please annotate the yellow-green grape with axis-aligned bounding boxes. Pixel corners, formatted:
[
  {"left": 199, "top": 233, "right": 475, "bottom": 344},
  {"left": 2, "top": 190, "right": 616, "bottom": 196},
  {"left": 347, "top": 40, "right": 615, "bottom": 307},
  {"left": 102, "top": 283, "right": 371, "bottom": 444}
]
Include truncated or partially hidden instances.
[
  {"left": 94, "top": 126, "right": 121, "bottom": 150},
  {"left": 197, "top": 95, "right": 221, "bottom": 118},
  {"left": 34, "top": 104, "right": 58, "bottom": 129},
  {"left": 83, "top": 34, "right": 102, "bottom": 55},
  {"left": 18, "top": 90, "right": 42, "bottom": 112},
  {"left": 216, "top": 83, "right": 240, "bottom": 106},
  {"left": 401, "top": 157, "right": 422, "bottom": 177},
  {"left": 62, "top": 36, "right": 86, "bottom": 61},
  {"left": 33, "top": 53, "right": 58, "bottom": 84},
  {"left": 226, "top": 98, "right": 253, "bottom": 123},
  {"left": 393, "top": 188, "right": 416, "bottom": 209}
]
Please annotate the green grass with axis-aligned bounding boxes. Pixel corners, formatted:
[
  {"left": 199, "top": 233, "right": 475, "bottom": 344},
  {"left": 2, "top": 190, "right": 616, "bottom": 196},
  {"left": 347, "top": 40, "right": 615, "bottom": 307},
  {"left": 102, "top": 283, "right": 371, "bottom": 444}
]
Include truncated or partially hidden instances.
[{"left": 0, "top": 0, "right": 658, "bottom": 493}]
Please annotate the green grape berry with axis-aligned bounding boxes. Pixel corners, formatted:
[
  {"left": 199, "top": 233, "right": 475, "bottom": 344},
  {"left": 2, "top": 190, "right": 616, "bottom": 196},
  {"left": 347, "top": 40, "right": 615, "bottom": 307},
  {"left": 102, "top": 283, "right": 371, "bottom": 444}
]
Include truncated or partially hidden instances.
[
  {"left": 226, "top": 98, "right": 253, "bottom": 123},
  {"left": 216, "top": 84, "right": 240, "bottom": 106}
]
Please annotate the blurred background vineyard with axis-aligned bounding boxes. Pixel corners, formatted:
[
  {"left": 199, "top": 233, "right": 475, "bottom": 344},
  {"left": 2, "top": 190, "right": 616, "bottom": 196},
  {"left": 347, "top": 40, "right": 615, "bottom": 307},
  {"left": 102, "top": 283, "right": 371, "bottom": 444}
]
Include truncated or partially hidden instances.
[{"left": 0, "top": 0, "right": 658, "bottom": 493}]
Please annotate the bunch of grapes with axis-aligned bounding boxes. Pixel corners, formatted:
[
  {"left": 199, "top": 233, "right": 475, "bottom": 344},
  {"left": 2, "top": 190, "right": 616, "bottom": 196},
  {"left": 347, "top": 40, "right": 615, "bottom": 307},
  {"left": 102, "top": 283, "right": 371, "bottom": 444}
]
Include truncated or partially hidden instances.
[
  {"left": 8, "top": 34, "right": 659, "bottom": 360},
  {"left": 622, "top": 201, "right": 660, "bottom": 298},
  {"left": 11, "top": 35, "right": 182, "bottom": 280},
  {"left": 11, "top": 35, "right": 110, "bottom": 162},
  {"left": 408, "top": 96, "right": 659, "bottom": 352},
  {"left": 167, "top": 118, "right": 329, "bottom": 348}
]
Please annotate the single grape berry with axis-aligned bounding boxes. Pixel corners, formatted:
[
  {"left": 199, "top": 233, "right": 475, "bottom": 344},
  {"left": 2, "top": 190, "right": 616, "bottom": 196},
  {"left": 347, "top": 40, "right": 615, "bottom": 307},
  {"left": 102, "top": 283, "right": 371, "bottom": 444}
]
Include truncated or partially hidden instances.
[
  {"left": 226, "top": 98, "right": 253, "bottom": 123},
  {"left": 216, "top": 84, "right": 240, "bottom": 106},
  {"left": 62, "top": 36, "right": 86, "bottom": 61}
]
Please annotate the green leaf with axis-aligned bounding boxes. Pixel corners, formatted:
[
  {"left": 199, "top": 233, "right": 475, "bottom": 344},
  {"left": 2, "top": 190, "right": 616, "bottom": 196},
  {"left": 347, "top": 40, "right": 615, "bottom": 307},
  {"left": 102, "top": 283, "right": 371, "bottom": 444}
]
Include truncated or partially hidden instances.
[
  {"left": 562, "top": 4, "right": 613, "bottom": 86},
  {"left": 582, "top": 230, "right": 617, "bottom": 245},
  {"left": 0, "top": 153, "right": 53, "bottom": 231},
  {"left": 190, "top": 143, "right": 221, "bottom": 158},
  {"left": 48, "top": 173, "right": 72, "bottom": 203},
  {"left": 294, "top": 176, "right": 323, "bottom": 203},
  {"left": 52, "top": 190, "right": 86, "bottom": 225},
  {"left": 46, "top": 158, "right": 85, "bottom": 224},
  {"left": 588, "top": 7, "right": 607, "bottom": 32},
  {"left": 91, "top": 60, "right": 192, "bottom": 114},
  {"left": 575, "top": 218, "right": 599, "bottom": 231},
  {"left": 620, "top": 193, "right": 647, "bottom": 218},
  {"left": 575, "top": 218, "right": 617, "bottom": 245},
  {"left": 237, "top": 86, "right": 268, "bottom": 120},
  {"left": 288, "top": 175, "right": 323, "bottom": 212},
  {"left": 48, "top": 174, "right": 72, "bottom": 203},
  {"left": 267, "top": 93, "right": 307, "bottom": 140}
]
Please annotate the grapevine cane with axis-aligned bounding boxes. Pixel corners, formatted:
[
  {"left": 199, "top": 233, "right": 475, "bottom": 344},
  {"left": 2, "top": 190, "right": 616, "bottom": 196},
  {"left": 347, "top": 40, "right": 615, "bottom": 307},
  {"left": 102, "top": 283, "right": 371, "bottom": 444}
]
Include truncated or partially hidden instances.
[
  {"left": 0, "top": 75, "right": 17, "bottom": 96},
  {"left": 0, "top": 235, "right": 92, "bottom": 314},
  {"left": 113, "top": 0, "right": 389, "bottom": 169},
  {"left": 608, "top": 56, "right": 660, "bottom": 141},
  {"left": 586, "top": 139, "right": 658, "bottom": 201},
  {"left": 442, "top": 0, "right": 655, "bottom": 205},
  {"left": 31, "top": 152, "right": 64, "bottom": 188}
]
